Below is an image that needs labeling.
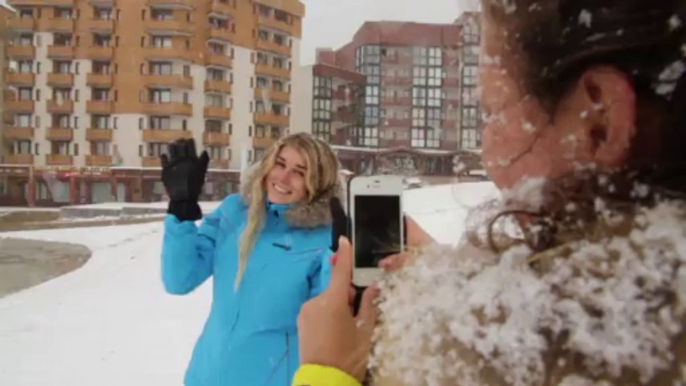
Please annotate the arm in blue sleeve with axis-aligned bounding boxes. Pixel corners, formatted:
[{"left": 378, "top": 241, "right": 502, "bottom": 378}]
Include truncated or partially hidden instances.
[
  {"left": 309, "top": 249, "right": 334, "bottom": 298},
  {"left": 161, "top": 207, "right": 222, "bottom": 295}
]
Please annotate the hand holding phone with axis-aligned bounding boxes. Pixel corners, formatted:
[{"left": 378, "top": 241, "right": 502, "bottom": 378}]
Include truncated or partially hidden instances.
[{"left": 350, "top": 175, "right": 404, "bottom": 287}]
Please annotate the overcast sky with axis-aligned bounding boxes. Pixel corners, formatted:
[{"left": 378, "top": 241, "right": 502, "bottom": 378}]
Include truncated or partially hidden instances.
[{"left": 299, "top": 0, "right": 479, "bottom": 65}]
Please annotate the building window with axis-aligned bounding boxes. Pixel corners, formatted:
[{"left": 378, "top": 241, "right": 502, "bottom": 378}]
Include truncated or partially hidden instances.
[
  {"left": 151, "top": 8, "right": 173, "bottom": 20},
  {"left": 149, "top": 116, "right": 170, "bottom": 130},
  {"left": 92, "top": 33, "right": 111, "bottom": 47},
  {"left": 463, "top": 66, "right": 478, "bottom": 86},
  {"left": 411, "top": 128, "right": 440, "bottom": 149},
  {"left": 205, "top": 120, "right": 222, "bottom": 132},
  {"left": 207, "top": 68, "right": 225, "bottom": 81},
  {"left": 149, "top": 62, "right": 172, "bottom": 75},
  {"left": 151, "top": 36, "right": 172, "bottom": 48},
  {"left": 461, "top": 107, "right": 478, "bottom": 127},
  {"left": 92, "top": 115, "right": 110, "bottom": 129},
  {"left": 461, "top": 128, "right": 481, "bottom": 149},
  {"left": 92, "top": 88, "right": 110, "bottom": 101},
  {"left": 92, "top": 141, "right": 111, "bottom": 156},
  {"left": 148, "top": 142, "right": 169, "bottom": 156},
  {"left": 53, "top": 60, "right": 71, "bottom": 74},
  {"left": 54, "top": 7, "right": 73, "bottom": 19},
  {"left": 94, "top": 7, "right": 112, "bottom": 20},
  {"left": 313, "top": 76, "right": 332, "bottom": 97},
  {"left": 149, "top": 89, "right": 171, "bottom": 103},
  {"left": 205, "top": 93, "right": 225, "bottom": 108}
]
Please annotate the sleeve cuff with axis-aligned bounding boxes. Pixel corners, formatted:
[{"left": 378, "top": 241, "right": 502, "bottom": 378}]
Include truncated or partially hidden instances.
[{"left": 292, "top": 364, "right": 361, "bottom": 386}]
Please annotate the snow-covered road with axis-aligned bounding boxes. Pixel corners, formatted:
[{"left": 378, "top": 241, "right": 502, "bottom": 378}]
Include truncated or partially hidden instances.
[{"left": 0, "top": 182, "right": 498, "bottom": 385}]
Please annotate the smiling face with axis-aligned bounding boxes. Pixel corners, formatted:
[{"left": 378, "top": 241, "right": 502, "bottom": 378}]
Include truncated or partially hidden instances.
[{"left": 265, "top": 145, "right": 309, "bottom": 205}]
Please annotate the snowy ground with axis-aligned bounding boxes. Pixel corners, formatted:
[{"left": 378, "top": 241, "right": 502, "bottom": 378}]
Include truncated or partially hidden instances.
[{"left": 0, "top": 182, "right": 497, "bottom": 386}]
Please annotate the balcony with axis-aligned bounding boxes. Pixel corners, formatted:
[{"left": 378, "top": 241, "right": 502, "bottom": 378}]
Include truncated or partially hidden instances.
[
  {"left": 382, "top": 76, "right": 412, "bottom": 86},
  {"left": 383, "top": 118, "right": 411, "bottom": 128},
  {"left": 382, "top": 97, "right": 411, "bottom": 106},
  {"left": 46, "top": 127, "right": 74, "bottom": 141},
  {"left": 3, "top": 154, "right": 34, "bottom": 165},
  {"left": 148, "top": 19, "right": 192, "bottom": 35},
  {"left": 254, "top": 112, "right": 289, "bottom": 127},
  {"left": 257, "top": 15, "right": 295, "bottom": 35},
  {"left": 3, "top": 127, "right": 35, "bottom": 140},
  {"left": 147, "top": 0, "right": 194, "bottom": 8},
  {"left": 85, "top": 19, "right": 114, "bottom": 31},
  {"left": 253, "top": 136, "right": 277, "bottom": 149},
  {"left": 7, "top": 72, "right": 35, "bottom": 86},
  {"left": 254, "top": 88, "right": 289, "bottom": 102},
  {"left": 8, "top": 17, "right": 36, "bottom": 30},
  {"left": 205, "top": 80, "right": 231, "bottom": 94},
  {"left": 145, "top": 45, "right": 193, "bottom": 61},
  {"left": 142, "top": 129, "right": 192, "bottom": 143},
  {"left": 143, "top": 102, "right": 192, "bottom": 116},
  {"left": 208, "top": 0, "right": 235, "bottom": 16},
  {"left": 145, "top": 74, "right": 193, "bottom": 89},
  {"left": 207, "top": 27, "right": 233, "bottom": 42},
  {"left": 7, "top": 45, "right": 35, "bottom": 58},
  {"left": 46, "top": 154, "right": 74, "bottom": 166},
  {"left": 6, "top": 100, "right": 34, "bottom": 113},
  {"left": 47, "top": 45, "right": 75, "bottom": 59},
  {"left": 255, "top": 64, "right": 290, "bottom": 79},
  {"left": 86, "top": 155, "right": 113, "bottom": 166},
  {"left": 204, "top": 106, "right": 231, "bottom": 120},
  {"left": 256, "top": 39, "right": 291, "bottom": 57},
  {"left": 209, "top": 159, "right": 229, "bottom": 169},
  {"left": 47, "top": 73, "right": 74, "bottom": 87},
  {"left": 86, "top": 73, "right": 113, "bottom": 87},
  {"left": 203, "top": 131, "right": 230, "bottom": 146},
  {"left": 10, "top": 0, "right": 74, "bottom": 5},
  {"left": 45, "top": 18, "right": 75, "bottom": 31},
  {"left": 205, "top": 52, "right": 232, "bottom": 67},
  {"left": 87, "top": 46, "right": 114, "bottom": 60},
  {"left": 142, "top": 157, "right": 162, "bottom": 167},
  {"left": 86, "top": 128, "right": 113, "bottom": 141},
  {"left": 87, "top": 100, "right": 114, "bottom": 114},
  {"left": 47, "top": 100, "right": 74, "bottom": 114}
]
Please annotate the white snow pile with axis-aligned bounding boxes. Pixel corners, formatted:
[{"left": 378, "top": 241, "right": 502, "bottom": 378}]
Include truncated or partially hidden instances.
[{"left": 371, "top": 198, "right": 686, "bottom": 386}]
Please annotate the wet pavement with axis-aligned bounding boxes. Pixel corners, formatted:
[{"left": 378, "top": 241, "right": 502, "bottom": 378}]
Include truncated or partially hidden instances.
[{"left": 0, "top": 238, "right": 91, "bottom": 298}]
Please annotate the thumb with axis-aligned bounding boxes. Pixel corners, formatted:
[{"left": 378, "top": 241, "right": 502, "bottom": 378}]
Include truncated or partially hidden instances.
[
  {"left": 355, "top": 285, "right": 379, "bottom": 336},
  {"left": 329, "top": 236, "right": 353, "bottom": 302},
  {"left": 199, "top": 151, "right": 210, "bottom": 170}
]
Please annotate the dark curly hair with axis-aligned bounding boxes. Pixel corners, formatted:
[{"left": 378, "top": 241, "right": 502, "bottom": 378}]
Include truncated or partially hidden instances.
[{"left": 479, "top": 0, "right": 686, "bottom": 251}]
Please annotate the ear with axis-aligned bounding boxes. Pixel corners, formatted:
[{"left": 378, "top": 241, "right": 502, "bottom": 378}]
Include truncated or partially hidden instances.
[{"left": 572, "top": 66, "right": 637, "bottom": 168}]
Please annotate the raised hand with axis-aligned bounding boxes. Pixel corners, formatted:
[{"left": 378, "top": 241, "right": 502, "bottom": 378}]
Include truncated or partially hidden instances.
[{"left": 160, "top": 138, "right": 210, "bottom": 221}]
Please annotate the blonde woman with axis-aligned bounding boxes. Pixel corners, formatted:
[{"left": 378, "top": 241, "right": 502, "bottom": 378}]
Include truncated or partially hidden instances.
[{"left": 159, "top": 133, "right": 343, "bottom": 386}]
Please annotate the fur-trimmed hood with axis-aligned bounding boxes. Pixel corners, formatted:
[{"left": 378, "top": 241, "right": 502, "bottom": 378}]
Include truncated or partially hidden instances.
[{"left": 239, "top": 163, "right": 347, "bottom": 228}]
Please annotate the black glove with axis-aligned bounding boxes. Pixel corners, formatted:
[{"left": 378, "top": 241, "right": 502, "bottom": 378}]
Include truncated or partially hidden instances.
[{"left": 160, "top": 138, "right": 210, "bottom": 221}]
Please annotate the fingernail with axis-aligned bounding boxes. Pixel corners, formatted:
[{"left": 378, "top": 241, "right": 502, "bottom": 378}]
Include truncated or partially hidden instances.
[{"left": 329, "top": 253, "right": 338, "bottom": 265}]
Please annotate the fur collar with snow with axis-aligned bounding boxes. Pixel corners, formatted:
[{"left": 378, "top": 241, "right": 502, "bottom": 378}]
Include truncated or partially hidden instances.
[{"left": 239, "top": 163, "right": 346, "bottom": 229}]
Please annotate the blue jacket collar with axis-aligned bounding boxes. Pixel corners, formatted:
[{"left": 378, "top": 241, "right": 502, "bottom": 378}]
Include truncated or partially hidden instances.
[{"left": 265, "top": 199, "right": 294, "bottom": 217}]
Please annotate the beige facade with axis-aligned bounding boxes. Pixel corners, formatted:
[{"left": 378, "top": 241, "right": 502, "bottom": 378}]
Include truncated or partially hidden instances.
[{"left": 1, "top": 0, "right": 304, "bottom": 206}]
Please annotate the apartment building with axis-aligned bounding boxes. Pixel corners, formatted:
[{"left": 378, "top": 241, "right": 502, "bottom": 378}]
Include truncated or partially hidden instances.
[
  {"left": 455, "top": 12, "right": 481, "bottom": 150},
  {"left": 0, "top": 3, "right": 17, "bottom": 169},
  {"left": 294, "top": 20, "right": 484, "bottom": 182},
  {"left": 0, "top": 0, "right": 303, "bottom": 206}
]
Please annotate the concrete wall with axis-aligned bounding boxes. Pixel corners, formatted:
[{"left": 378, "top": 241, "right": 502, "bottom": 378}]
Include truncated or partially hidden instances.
[{"left": 291, "top": 64, "right": 312, "bottom": 134}]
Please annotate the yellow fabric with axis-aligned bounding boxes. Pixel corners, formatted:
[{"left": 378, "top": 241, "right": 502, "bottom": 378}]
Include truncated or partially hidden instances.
[{"left": 292, "top": 364, "right": 362, "bottom": 386}]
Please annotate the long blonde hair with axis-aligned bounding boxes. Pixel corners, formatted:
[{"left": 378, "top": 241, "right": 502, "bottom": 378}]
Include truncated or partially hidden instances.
[{"left": 235, "top": 133, "right": 339, "bottom": 290}]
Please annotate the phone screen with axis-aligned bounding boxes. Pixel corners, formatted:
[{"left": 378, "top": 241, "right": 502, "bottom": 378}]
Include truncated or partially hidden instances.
[{"left": 354, "top": 195, "right": 402, "bottom": 268}]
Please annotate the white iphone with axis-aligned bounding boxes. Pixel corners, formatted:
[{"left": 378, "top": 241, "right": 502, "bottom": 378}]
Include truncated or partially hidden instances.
[{"left": 349, "top": 175, "right": 405, "bottom": 287}]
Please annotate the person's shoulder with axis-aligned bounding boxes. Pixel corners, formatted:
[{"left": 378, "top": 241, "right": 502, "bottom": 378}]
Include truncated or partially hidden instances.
[{"left": 213, "top": 193, "right": 247, "bottom": 216}]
